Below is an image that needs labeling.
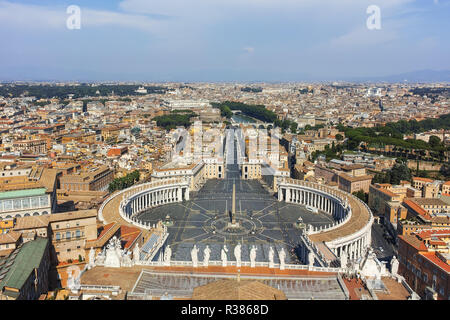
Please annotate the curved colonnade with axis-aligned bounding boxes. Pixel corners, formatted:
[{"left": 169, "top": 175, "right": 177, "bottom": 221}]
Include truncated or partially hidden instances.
[
  {"left": 98, "top": 177, "right": 372, "bottom": 267},
  {"left": 278, "top": 178, "right": 374, "bottom": 263},
  {"left": 98, "top": 178, "right": 190, "bottom": 230}
]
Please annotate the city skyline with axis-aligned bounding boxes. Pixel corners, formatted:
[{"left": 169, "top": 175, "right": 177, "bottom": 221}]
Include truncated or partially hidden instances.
[{"left": 1, "top": 0, "right": 450, "bottom": 82}]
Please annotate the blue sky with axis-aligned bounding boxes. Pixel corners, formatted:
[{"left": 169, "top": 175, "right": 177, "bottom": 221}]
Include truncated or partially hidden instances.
[{"left": 0, "top": 0, "right": 449, "bottom": 82}]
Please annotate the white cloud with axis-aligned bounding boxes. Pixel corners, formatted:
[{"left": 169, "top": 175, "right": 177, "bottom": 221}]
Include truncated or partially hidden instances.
[
  {"left": 119, "top": 0, "right": 415, "bottom": 15},
  {"left": 0, "top": 1, "right": 164, "bottom": 33}
]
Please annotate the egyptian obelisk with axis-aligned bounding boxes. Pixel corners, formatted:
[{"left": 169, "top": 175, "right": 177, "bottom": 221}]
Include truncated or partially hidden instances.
[
  {"left": 232, "top": 181, "right": 236, "bottom": 216},
  {"left": 227, "top": 181, "right": 238, "bottom": 227}
]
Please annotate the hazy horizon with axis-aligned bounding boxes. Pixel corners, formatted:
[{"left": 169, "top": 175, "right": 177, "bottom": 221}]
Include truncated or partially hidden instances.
[{"left": 1, "top": 0, "right": 450, "bottom": 82}]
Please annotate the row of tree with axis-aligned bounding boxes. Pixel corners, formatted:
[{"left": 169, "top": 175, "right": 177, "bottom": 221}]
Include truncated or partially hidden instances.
[
  {"left": 108, "top": 170, "right": 140, "bottom": 193},
  {"left": 337, "top": 114, "right": 450, "bottom": 153},
  {"left": 152, "top": 111, "right": 198, "bottom": 130},
  {"left": 0, "top": 84, "right": 169, "bottom": 99},
  {"left": 241, "top": 87, "right": 263, "bottom": 93}
]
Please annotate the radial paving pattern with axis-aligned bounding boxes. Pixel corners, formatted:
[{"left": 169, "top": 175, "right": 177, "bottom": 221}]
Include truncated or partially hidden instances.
[
  {"left": 137, "top": 178, "right": 334, "bottom": 263},
  {"left": 137, "top": 128, "right": 334, "bottom": 263}
]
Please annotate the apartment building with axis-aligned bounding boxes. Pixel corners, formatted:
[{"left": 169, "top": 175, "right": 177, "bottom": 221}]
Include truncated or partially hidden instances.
[
  {"left": 398, "top": 229, "right": 450, "bottom": 300},
  {"left": 59, "top": 165, "right": 113, "bottom": 192},
  {"left": 12, "top": 139, "right": 47, "bottom": 155},
  {"left": 368, "top": 183, "right": 408, "bottom": 226},
  {"left": 49, "top": 210, "right": 98, "bottom": 263},
  {"left": 152, "top": 161, "right": 207, "bottom": 191},
  {"left": 412, "top": 177, "right": 450, "bottom": 198},
  {"left": 0, "top": 168, "right": 59, "bottom": 220}
]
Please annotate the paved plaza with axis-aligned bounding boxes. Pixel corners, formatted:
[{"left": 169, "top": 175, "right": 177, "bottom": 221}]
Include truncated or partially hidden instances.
[
  {"left": 137, "top": 178, "right": 334, "bottom": 263},
  {"left": 138, "top": 129, "right": 334, "bottom": 263}
]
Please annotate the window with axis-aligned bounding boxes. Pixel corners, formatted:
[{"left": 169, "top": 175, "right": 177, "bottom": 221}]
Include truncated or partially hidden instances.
[
  {"left": 66, "top": 231, "right": 71, "bottom": 239},
  {"left": 76, "top": 230, "right": 81, "bottom": 238},
  {"left": 55, "top": 233, "right": 61, "bottom": 241}
]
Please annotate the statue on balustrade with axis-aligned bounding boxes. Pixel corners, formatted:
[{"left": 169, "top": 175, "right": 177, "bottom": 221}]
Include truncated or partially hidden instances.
[
  {"left": 164, "top": 245, "right": 172, "bottom": 266},
  {"left": 88, "top": 247, "right": 96, "bottom": 268},
  {"left": 122, "top": 251, "right": 133, "bottom": 267},
  {"left": 390, "top": 255, "right": 399, "bottom": 276},
  {"left": 308, "top": 251, "right": 315, "bottom": 267},
  {"left": 133, "top": 243, "right": 140, "bottom": 264},
  {"left": 279, "top": 248, "right": 286, "bottom": 270},
  {"left": 203, "top": 245, "right": 211, "bottom": 267},
  {"left": 191, "top": 245, "right": 199, "bottom": 267},
  {"left": 234, "top": 243, "right": 242, "bottom": 267},
  {"left": 95, "top": 248, "right": 106, "bottom": 265},
  {"left": 250, "top": 245, "right": 257, "bottom": 268},
  {"left": 268, "top": 246, "right": 274, "bottom": 268}
]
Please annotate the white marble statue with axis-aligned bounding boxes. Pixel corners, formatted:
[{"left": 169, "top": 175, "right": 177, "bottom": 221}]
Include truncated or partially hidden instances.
[
  {"left": 308, "top": 251, "right": 315, "bottom": 267},
  {"left": 164, "top": 245, "right": 172, "bottom": 266},
  {"left": 234, "top": 243, "right": 242, "bottom": 268},
  {"left": 191, "top": 245, "right": 199, "bottom": 268},
  {"left": 67, "top": 268, "right": 81, "bottom": 292},
  {"left": 221, "top": 245, "right": 228, "bottom": 267},
  {"left": 250, "top": 245, "right": 257, "bottom": 268},
  {"left": 122, "top": 251, "right": 132, "bottom": 267},
  {"left": 95, "top": 248, "right": 106, "bottom": 265},
  {"left": 203, "top": 245, "right": 211, "bottom": 267},
  {"left": 359, "top": 248, "right": 387, "bottom": 279},
  {"left": 88, "top": 247, "right": 96, "bottom": 267},
  {"left": 390, "top": 255, "right": 399, "bottom": 276},
  {"left": 133, "top": 243, "right": 140, "bottom": 264},
  {"left": 268, "top": 246, "right": 274, "bottom": 268},
  {"left": 114, "top": 236, "right": 123, "bottom": 258},
  {"left": 279, "top": 248, "right": 286, "bottom": 270},
  {"left": 104, "top": 237, "right": 122, "bottom": 268}
]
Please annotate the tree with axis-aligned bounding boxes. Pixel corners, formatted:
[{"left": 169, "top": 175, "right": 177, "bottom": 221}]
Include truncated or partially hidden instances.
[
  {"left": 440, "top": 163, "right": 450, "bottom": 178},
  {"left": 108, "top": 170, "right": 140, "bottom": 193},
  {"left": 389, "top": 163, "right": 412, "bottom": 185},
  {"left": 131, "top": 127, "right": 141, "bottom": 136},
  {"left": 372, "top": 172, "right": 388, "bottom": 184},
  {"left": 290, "top": 122, "right": 298, "bottom": 134},
  {"left": 353, "top": 190, "right": 368, "bottom": 204},
  {"left": 335, "top": 134, "right": 343, "bottom": 141},
  {"left": 429, "top": 135, "right": 441, "bottom": 149}
]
